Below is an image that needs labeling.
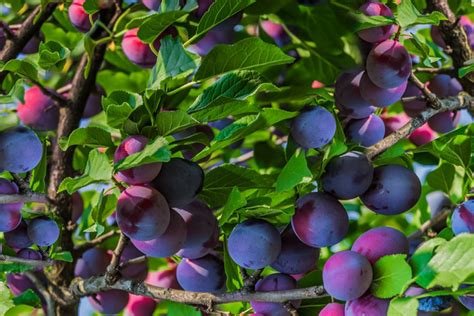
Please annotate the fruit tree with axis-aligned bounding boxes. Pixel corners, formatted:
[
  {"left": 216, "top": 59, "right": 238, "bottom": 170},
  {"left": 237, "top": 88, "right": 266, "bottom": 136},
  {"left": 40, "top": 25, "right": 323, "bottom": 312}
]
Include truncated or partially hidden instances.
[{"left": 0, "top": 0, "right": 473, "bottom": 315}]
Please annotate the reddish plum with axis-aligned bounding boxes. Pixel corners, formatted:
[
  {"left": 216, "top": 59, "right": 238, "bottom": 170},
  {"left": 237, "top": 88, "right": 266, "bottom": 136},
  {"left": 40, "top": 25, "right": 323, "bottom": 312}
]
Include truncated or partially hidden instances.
[
  {"left": 17, "top": 86, "right": 59, "bottom": 131},
  {"left": 114, "top": 135, "right": 163, "bottom": 185},
  {"left": 228, "top": 219, "right": 281, "bottom": 269},
  {"left": 357, "top": 2, "right": 397, "bottom": 43},
  {"left": 323, "top": 251, "right": 373, "bottom": 301},
  {"left": 345, "top": 294, "right": 389, "bottom": 315},
  {"left": 334, "top": 69, "right": 375, "bottom": 119},
  {"left": 359, "top": 71, "right": 407, "bottom": 107},
  {"left": 361, "top": 164, "right": 421, "bottom": 215},
  {"left": 69, "top": 0, "right": 94, "bottom": 32},
  {"left": 320, "top": 303, "right": 345, "bottom": 316},
  {"left": 88, "top": 290, "right": 129, "bottom": 314},
  {"left": 116, "top": 185, "right": 170, "bottom": 241},
  {"left": 409, "top": 123, "right": 436, "bottom": 146}
]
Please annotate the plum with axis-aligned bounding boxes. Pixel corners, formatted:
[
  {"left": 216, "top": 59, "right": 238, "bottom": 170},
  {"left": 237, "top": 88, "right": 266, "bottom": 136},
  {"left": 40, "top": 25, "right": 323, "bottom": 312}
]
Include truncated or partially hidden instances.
[
  {"left": 228, "top": 219, "right": 281, "bottom": 269},
  {"left": 192, "top": 23, "right": 236, "bottom": 56},
  {"left": 427, "top": 191, "right": 451, "bottom": 231},
  {"left": 323, "top": 250, "right": 373, "bottom": 301},
  {"left": 382, "top": 113, "right": 409, "bottom": 136},
  {"left": 150, "top": 158, "right": 204, "bottom": 208},
  {"left": 409, "top": 123, "right": 437, "bottom": 146},
  {"left": 428, "top": 111, "right": 461, "bottom": 134},
  {"left": 361, "top": 164, "right": 421, "bottom": 215},
  {"left": 114, "top": 135, "right": 163, "bottom": 185},
  {"left": 27, "top": 217, "right": 60, "bottom": 247},
  {"left": 120, "top": 244, "right": 148, "bottom": 281},
  {"left": 75, "top": 247, "right": 111, "bottom": 278},
  {"left": 142, "top": 0, "right": 161, "bottom": 10},
  {"left": 334, "top": 69, "right": 375, "bottom": 119},
  {"left": 322, "top": 151, "right": 374, "bottom": 200},
  {"left": 251, "top": 273, "right": 300, "bottom": 316},
  {"left": 357, "top": 1, "right": 397, "bottom": 43},
  {"left": 345, "top": 294, "right": 389, "bottom": 315},
  {"left": 88, "top": 290, "right": 129, "bottom": 314},
  {"left": 345, "top": 114, "right": 385, "bottom": 147},
  {"left": 131, "top": 209, "right": 187, "bottom": 258},
  {"left": 359, "top": 71, "right": 407, "bottom": 107},
  {"left": 17, "top": 248, "right": 42, "bottom": 261},
  {"left": 459, "top": 284, "right": 474, "bottom": 310},
  {"left": 319, "top": 303, "right": 345, "bottom": 316},
  {"left": 0, "top": 126, "right": 43, "bottom": 173},
  {"left": 72, "top": 192, "right": 84, "bottom": 223},
  {"left": 82, "top": 86, "right": 103, "bottom": 118},
  {"left": 451, "top": 200, "right": 474, "bottom": 235},
  {"left": 116, "top": 185, "right": 170, "bottom": 241},
  {"left": 6, "top": 273, "right": 36, "bottom": 296},
  {"left": 260, "top": 21, "right": 289, "bottom": 46},
  {"left": 366, "top": 39, "right": 412, "bottom": 89},
  {"left": 17, "top": 86, "right": 59, "bottom": 131},
  {"left": 351, "top": 226, "right": 409, "bottom": 264},
  {"left": 270, "top": 229, "right": 320, "bottom": 275},
  {"left": 69, "top": 0, "right": 95, "bottom": 33},
  {"left": 176, "top": 255, "right": 225, "bottom": 292},
  {"left": 121, "top": 28, "right": 177, "bottom": 68},
  {"left": 402, "top": 82, "right": 426, "bottom": 117},
  {"left": 0, "top": 179, "right": 22, "bottom": 232},
  {"left": 427, "top": 75, "right": 462, "bottom": 133},
  {"left": 196, "top": 0, "right": 214, "bottom": 18},
  {"left": 291, "top": 107, "right": 336, "bottom": 149},
  {"left": 125, "top": 294, "right": 156, "bottom": 316},
  {"left": 292, "top": 192, "right": 349, "bottom": 247},
  {"left": 176, "top": 222, "right": 218, "bottom": 259},
  {"left": 4, "top": 220, "right": 32, "bottom": 249},
  {"left": 147, "top": 265, "right": 181, "bottom": 290}
]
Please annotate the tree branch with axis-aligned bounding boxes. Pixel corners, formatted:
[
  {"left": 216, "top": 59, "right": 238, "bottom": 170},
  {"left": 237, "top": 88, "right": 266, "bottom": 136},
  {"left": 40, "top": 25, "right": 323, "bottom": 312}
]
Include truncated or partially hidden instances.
[
  {"left": 24, "top": 271, "right": 56, "bottom": 316},
  {"left": 0, "top": 3, "right": 58, "bottom": 83},
  {"left": 119, "top": 255, "right": 147, "bottom": 270},
  {"left": 366, "top": 94, "right": 474, "bottom": 159},
  {"left": 71, "top": 276, "right": 326, "bottom": 307},
  {"left": 0, "top": 254, "right": 53, "bottom": 268},
  {"left": 428, "top": 0, "right": 474, "bottom": 94},
  {"left": 0, "top": 193, "right": 48, "bottom": 204}
]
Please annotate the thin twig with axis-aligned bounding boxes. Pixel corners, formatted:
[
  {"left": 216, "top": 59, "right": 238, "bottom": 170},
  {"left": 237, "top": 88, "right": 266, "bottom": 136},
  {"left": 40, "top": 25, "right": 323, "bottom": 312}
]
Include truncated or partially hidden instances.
[
  {"left": 401, "top": 95, "right": 426, "bottom": 103},
  {"left": 105, "top": 232, "right": 129, "bottom": 284},
  {"left": 30, "top": 79, "right": 70, "bottom": 106},
  {"left": 0, "top": 193, "right": 48, "bottom": 204},
  {"left": 74, "top": 230, "right": 119, "bottom": 253},
  {"left": 25, "top": 271, "right": 55, "bottom": 316},
  {"left": 409, "top": 73, "right": 443, "bottom": 109},
  {"left": 0, "top": 254, "right": 53, "bottom": 268},
  {"left": 408, "top": 207, "right": 453, "bottom": 240},
  {"left": 415, "top": 67, "right": 455, "bottom": 75},
  {"left": 119, "top": 255, "right": 147, "bottom": 269}
]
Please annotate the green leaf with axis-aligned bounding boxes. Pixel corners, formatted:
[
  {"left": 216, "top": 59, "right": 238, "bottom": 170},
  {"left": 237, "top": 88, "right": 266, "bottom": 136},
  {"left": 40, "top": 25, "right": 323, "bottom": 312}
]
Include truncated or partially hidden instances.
[
  {"left": 5, "top": 305, "right": 35, "bottom": 316},
  {"left": 0, "top": 60, "right": 38, "bottom": 81},
  {"left": 59, "top": 127, "right": 114, "bottom": 150},
  {"left": 416, "top": 234, "right": 474, "bottom": 289},
  {"left": 276, "top": 149, "right": 313, "bottom": 192},
  {"left": 350, "top": 12, "right": 397, "bottom": 32},
  {"left": 155, "top": 111, "right": 200, "bottom": 136},
  {"left": 58, "top": 150, "right": 113, "bottom": 194},
  {"left": 38, "top": 41, "right": 70, "bottom": 69},
  {"left": 12, "top": 290, "right": 41, "bottom": 308},
  {"left": 0, "top": 263, "right": 34, "bottom": 273},
  {"left": 200, "top": 164, "right": 275, "bottom": 207},
  {"left": 148, "top": 37, "right": 199, "bottom": 90},
  {"left": 0, "top": 282, "right": 14, "bottom": 315},
  {"left": 219, "top": 187, "right": 247, "bottom": 226},
  {"left": 410, "top": 238, "right": 446, "bottom": 277},
  {"left": 102, "top": 90, "right": 143, "bottom": 129},
  {"left": 395, "top": 0, "right": 447, "bottom": 28},
  {"left": 90, "top": 192, "right": 118, "bottom": 225},
  {"left": 137, "top": 11, "right": 189, "bottom": 43},
  {"left": 188, "top": 70, "right": 276, "bottom": 115},
  {"left": 371, "top": 254, "right": 413, "bottom": 299},
  {"left": 191, "top": 0, "right": 256, "bottom": 44},
  {"left": 459, "top": 61, "right": 474, "bottom": 78},
  {"left": 194, "top": 38, "right": 294, "bottom": 81},
  {"left": 114, "top": 136, "right": 170, "bottom": 171},
  {"left": 29, "top": 139, "right": 48, "bottom": 192},
  {"left": 388, "top": 297, "right": 419, "bottom": 316},
  {"left": 223, "top": 236, "right": 244, "bottom": 291},
  {"left": 426, "top": 163, "right": 455, "bottom": 193},
  {"left": 162, "top": 300, "right": 202, "bottom": 316},
  {"left": 50, "top": 251, "right": 73, "bottom": 263},
  {"left": 245, "top": 0, "right": 292, "bottom": 14}
]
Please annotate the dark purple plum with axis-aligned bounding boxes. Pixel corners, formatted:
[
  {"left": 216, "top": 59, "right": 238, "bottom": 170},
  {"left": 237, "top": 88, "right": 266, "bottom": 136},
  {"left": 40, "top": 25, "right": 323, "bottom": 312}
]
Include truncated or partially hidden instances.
[
  {"left": 174, "top": 200, "right": 218, "bottom": 255},
  {"left": 116, "top": 185, "right": 170, "bottom": 241},
  {"left": 21, "top": 33, "right": 42, "bottom": 54},
  {"left": 323, "top": 250, "right": 372, "bottom": 301},
  {"left": 228, "top": 219, "right": 281, "bottom": 269},
  {"left": 292, "top": 192, "right": 349, "bottom": 247},
  {"left": 142, "top": 0, "right": 160, "bottom": 10},
  {"left": 120, "top": 244, "right": 148, "bottom": 281},
  {"left": 192, "top": 23, "right": 236, "bottom": 55},
  {"left": 361, "top": 164, "right": 421, "bottom": 215},
  {"left": 176, "top": 222, "right": 218, "bottom": 259},
  {"left": 75, "top": 247, "right": 111, "bottom": 278},
  {"left": 427, "top": 75, "right": 462, "bottom": 133},
  {"left": 402, "top": 82, "right": 426, "bottom": 117},
  {"left": 27, "top": 217, "right": 60, "bottom": 247},
  {"left": 409, "top": 123, "right": 437, "bottom": 146},
  {"left": 351, "top": 226, "right": 409, "bottom": 264},
  {"left": 196, "top": 0, "right": 213, "bottom": 18},
  {"left": 357, "top": 2, "right": 397, "bottom": 43},
  {"left": 290, "top": 107, "right": 336, "bottom": 149},
  {"left": 69, "top": 0, "right": 95, "bottom": 32},
  {"left": 345, "top": 114, "right": 385, "bottom": 147},
  {"left": 82, "top": 86, "right": 103, "bottom": 118},
  {"left": 114, "top": 135, "right": 162, "bottom": 185},
  {"left": 459, "top": 284, "right": 474, "bottom": 310},
  {"left": 451, "top": 200, "right": 474, "bottom": 235},
  {"left": 0, "top": 126, "right": 43, "bottom": 173},
  {"left": 334, "top": 69, "right": 375, "bottom": 119},
  {"left": 6, "top": 273, "right": 36, "bottom": 296},
  {"left": 0, "top": 179, "right": 22, "bottom": 232},
  {"left": 270, "top": 230, "right": 320, "bottom": 275},
  {"left": 359, "top": 71, "right": 407, "bottom": 107},
  {"left": 17, "top": 248, "right": 42, "bottom": 261},
  {"left": 174, "top": 125, "right": 214, "bottom": 161},
  {"left": 131, "top": 209, "right": 187, "bottom": 258},
  {"left": 176, "top": 255, "right": 225, "bottom": 292},
  {"left": 345, "top": 294, "right": 389, "bottom": 315},
  {"left": 320, "top": 303, "right": 345, "bottom": 316},
  {"left": 428, "top": 111, "right": 461, "bottom": 134},
  {"left": 251, "top": 273, "right": 300, "bottom": 316},
  {"left": 322, "top": 151, "right": 374, "bottom": 200},
  {"left": 366, "top": 40, "right": 412, "bottom": 89},
  {"left": 72, "top": 192, "right": 84, "bottom": 223},
  {"left": 17, "top": 86, "right": 59, "bottom": 131},
  {"left": 150, "top": 158, "right": 204, "bottom": 208},
  {"left": 4, "top": 220, "right": 32, "bottom": 249},
  {"left": 88, "top": 290, "right": 129, "bottom": 314}
]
